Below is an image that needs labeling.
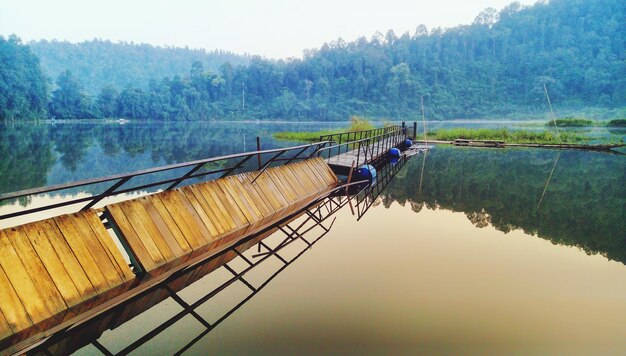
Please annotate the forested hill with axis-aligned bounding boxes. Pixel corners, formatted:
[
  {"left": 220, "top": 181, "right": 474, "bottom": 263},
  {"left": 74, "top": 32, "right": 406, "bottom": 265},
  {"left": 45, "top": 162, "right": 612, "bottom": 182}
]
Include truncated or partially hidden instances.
[
  {"left": 1, "top": 0, "right": 625, "bottom": 121},
  {"left": 29, "top": 40, "right": 251, "bottom": 94}
]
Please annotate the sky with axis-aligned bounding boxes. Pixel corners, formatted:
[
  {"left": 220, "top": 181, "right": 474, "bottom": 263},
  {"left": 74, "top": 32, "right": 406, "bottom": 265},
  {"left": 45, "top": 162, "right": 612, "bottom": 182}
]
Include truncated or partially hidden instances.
[{"left": 0, "top": 0, "right": 538, "bottom": 59}]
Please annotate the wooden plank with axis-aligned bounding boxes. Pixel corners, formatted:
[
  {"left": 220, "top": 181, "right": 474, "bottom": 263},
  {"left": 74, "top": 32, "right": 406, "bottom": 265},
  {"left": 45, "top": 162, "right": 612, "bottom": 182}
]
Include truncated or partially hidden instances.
[
  {"left": 286, "top": 163, "right": 316, "bottom": 193},
  {"left": 202, "top": 181, "right": 249, "bottom": 230},
  {"left": 0, "top": 257, "right": 32, "bottom": 334},
  {"left": 224, "top": 176, "right": 270, "bottom": 227},
  {"left": 300, "top": 160, "right": 336, "bottom": 200},
  {"left": 220, "top": 177, "right": 268, "bottom": 234},
  {"left": 265, "top": 169, "right": 297, "bottom": 204},
  {"left": 310, "top": 158, "right": 336, "bottom": 185},
  {"left": 265, "top": 168, "right": 304, "bottom": 215},
  {"left": 238, "top": 173, "right": 283, "bottom": 223},
  {"left": 256, "top": 171, "right": 290, "bottom": 207},
  {"left": 291, "top": 166, "right": 325, "bottom": 202},
  {"left": 281, "top": 163, "right": 313, "bottom": 196},
  {"left": 67, "top": 213, "right": 125, "bottom": 288},
  {"left": 210, "top": 179, "right": 251, "bottom": 226},
  {"left": 192, "top": 183, "right": 249, "bottom": 244},
  {"left": 106, "top": 203, "right": 159, "bottom": 272},
  {"left": 0, "top": 308, "right": 12, "bottom": 340},
  {"left": 183, "top": 185, "right": 227, "bottom": 235},
  {"left": 313, "top": 159, "right": 334, "bottom": 185},
  {"left": 39, "top": 219, "right": 97, "bottom": 301},
  {"left": 132, "top": 198, "right": 186, "bottom": 260},
  {"left": 20, "top": 223, "right": 83, "bottom": 308},
  {"left": 192, "top": 184, "right": 235, "bottom": 232},
  {"left": 173, "top": 191, "right": 216, "bottom": 242},
  {"left": 4, "top": 227, "right": 68, "bottom": 317},
  {"left": 180, "top": 186, "right": 221, "bottom": 238},
  {"left": 143, "top": 195, "right": 193, "bottom": 255},
  {"left": 217, "top": 179, "right": 260, "bottom": 224},
  {"left": 231, "top": 175, "right": 272, "bottom": 218},
  {"left": 240, "top": 172, "right": 286, "bottom": 212},
  {"left": 309, "top": 158, "right": 335, "bottom": 185},
  {"left": 157, "top": 191, "right": 209, "bottom": 248},
  {"left": 53, "top": 215, "right": 114, "bottom": 295},
  {"left": 123, "top": 200, "right": 177, "bottom": 263},
  {"left": 0, "top": 229, "right": 53, "bottom": 324},
  {"left": 272, "top": 167, "right": 310, "bottom": 211},
  {"left": 296, "top": 161, "right": 325, "bottom": 190},
  {"left": 82, "top": 211, "right": 135, "bottom": 281}
]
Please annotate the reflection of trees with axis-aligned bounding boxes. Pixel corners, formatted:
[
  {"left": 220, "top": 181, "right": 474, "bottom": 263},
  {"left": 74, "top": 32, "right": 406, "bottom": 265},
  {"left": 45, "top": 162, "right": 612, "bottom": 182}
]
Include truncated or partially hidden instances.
[
  {"left": 466, "top": 209, "right": 491, "bottom": 228},
  {"left": 385, "top": 147, "right": 626, "bottom": 264},
  {"left": 0, "top": 124, "right": 55, "bottom": 195},
  {"left": 0, "top": 121, "right": 298, "bottom": 196}
]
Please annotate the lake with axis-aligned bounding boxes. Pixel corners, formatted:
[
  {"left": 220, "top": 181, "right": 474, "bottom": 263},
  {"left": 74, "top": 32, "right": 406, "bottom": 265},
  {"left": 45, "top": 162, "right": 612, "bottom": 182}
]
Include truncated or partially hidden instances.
[{"left": 1, "top": 121, "right": 625, "bottom": 354}]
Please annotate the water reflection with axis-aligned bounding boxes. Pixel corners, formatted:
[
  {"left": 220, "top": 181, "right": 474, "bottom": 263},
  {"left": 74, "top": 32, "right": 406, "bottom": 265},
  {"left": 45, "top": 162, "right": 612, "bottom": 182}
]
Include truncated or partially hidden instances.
[
  {"left": 0, "top": 121, "right": 345, "bottom": 195},
  {"left": 384, "top": 146, "right": 626, "bottom": 264}
]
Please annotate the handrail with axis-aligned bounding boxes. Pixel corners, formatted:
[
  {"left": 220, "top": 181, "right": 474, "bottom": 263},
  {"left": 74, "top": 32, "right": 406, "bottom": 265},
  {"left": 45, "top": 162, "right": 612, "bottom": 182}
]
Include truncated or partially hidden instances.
[
  {"left": 316, "top": 125, "right": 406, "bottom": 165},
  {"left": 317, "top": 127, "right": 402, "bottom": 153},
  {"left": 0, "top": 140, "right": 331, "bottom": 220},
  {"left": 0, "top": 141, "right": 330, "bottom": 202}
]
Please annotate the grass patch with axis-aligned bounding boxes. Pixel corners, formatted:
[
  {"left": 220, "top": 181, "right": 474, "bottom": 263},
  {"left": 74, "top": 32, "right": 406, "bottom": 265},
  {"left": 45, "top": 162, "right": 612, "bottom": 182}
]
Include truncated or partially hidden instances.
[
  {"left": 427, "top": 128, "right": 588, "bottom": 144},
  {"left": 274, "top": 115, "right": 375, "bottom": 142}
]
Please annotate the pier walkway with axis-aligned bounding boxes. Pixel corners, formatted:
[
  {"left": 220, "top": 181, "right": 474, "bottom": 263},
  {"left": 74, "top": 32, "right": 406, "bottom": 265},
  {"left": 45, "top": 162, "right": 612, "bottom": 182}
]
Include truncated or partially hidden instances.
[
  {"left": 0, "top": 124, "right": 415, "bottom": 354},
  {"left": 0, "top": 142, "right": 340, "bottom": 354},
  {"left": 319, "top": 124, "right": 409, "bottom": 175}
]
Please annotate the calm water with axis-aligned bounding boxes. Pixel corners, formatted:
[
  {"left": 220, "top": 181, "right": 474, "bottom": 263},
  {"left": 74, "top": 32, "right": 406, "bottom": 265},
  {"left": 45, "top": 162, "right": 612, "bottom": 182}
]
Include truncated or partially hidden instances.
[
  {"left": 1, "top": 121, "right": 626, "bottom": 354},
  {"left": 1, "top": 120, "right": 623, "bottom": 195}
]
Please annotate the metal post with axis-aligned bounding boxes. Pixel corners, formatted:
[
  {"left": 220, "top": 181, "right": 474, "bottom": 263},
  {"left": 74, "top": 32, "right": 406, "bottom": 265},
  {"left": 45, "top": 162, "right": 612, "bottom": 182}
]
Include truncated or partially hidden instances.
[
  {"left": 413, "top": 122, "right": 417, "bottom": 140},
  {"left": 256, "top": 136, "right": 262, "bottom": 170}
]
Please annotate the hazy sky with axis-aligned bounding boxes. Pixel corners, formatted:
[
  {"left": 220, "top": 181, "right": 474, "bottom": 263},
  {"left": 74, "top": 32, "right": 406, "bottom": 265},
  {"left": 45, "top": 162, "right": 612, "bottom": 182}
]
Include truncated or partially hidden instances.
[{"left": 0, "top": 0, "right": 538, "bottom": 59}]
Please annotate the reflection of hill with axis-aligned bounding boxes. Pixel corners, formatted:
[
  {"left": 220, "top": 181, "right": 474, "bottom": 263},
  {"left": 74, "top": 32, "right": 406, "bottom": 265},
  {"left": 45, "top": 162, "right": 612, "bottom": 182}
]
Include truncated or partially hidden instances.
[
  {"left": 385, "top": 147, "right": 626, "bottom": 264},
  {"left": 0, "top": 121, "right": 295, "bottom": 196}
]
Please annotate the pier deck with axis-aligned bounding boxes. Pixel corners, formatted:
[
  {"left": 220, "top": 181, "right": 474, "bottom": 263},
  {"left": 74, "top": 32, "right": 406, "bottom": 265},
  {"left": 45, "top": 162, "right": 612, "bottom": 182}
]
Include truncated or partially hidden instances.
[
  {"left": 320, "top": 125, "right": 407, "bottom": 175},
  {"left": 0, "top": 157, "right": 338, "bottom": 353}
]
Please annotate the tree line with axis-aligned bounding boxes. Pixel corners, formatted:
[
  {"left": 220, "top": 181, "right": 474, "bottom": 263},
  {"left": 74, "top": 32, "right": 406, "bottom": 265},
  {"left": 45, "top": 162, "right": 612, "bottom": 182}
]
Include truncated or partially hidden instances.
[{"left": 1, "top": 0, "right": 624, "bottom": 121}]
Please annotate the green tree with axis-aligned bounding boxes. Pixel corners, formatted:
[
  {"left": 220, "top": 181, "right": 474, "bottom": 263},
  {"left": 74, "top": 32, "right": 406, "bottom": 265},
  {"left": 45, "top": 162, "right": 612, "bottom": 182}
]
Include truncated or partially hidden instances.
[
  {"left": 49, "top": 70, "right": 93, "bottom": 119},
  {"left": 0, "top": 35, "right": 49, "bottom": 120}
]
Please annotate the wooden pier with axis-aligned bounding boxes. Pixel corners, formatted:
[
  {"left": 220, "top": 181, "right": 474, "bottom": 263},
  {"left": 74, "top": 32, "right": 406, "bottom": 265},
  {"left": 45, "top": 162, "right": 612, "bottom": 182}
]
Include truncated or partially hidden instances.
[
  {"left": 0, "top": 153, "right": 338, "bottom": 353},
  {"left": 319, "top": 125, "right": 408, "bottom": 175},
  {"left": 0, "top": 124, "right": 415, "bottom": 353}
]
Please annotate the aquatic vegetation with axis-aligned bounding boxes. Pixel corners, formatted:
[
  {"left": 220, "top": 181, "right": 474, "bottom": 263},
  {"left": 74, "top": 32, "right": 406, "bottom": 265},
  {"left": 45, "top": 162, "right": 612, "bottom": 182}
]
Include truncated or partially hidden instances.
[
  {"left": 274, "top": 115, "right": 375, "bottom": 141},
  {"left": 427, "top": 128, "right": 588, "bottom": 144}
]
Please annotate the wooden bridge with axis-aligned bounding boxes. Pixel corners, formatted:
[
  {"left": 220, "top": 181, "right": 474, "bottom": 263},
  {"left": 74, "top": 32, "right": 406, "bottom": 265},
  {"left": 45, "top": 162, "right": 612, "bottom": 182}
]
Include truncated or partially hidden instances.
[{"left": 0, "top": 125, "right": 411, "bottom": 354}]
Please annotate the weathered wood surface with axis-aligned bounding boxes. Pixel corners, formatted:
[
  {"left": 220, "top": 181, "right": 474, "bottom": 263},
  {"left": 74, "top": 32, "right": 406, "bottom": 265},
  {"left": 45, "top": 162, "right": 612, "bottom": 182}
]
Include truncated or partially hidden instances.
[
  {"left": 0, "top": 157, "right": 338, "bottom": 349},
  {"left": 0, "top": 211, "right": 134, "bottom": 339},
  {"left": 324, "top": 143, "right": 390, "bottom": 171},
  {"left": 105, "top": 157, "right": 337, "bottom": 273}
]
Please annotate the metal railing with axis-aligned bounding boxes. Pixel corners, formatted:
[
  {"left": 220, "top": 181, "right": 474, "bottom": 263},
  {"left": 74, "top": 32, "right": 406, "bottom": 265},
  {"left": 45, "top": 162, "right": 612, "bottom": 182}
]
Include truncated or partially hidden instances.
[
  {"left": 354, "top": 154, "right": 410, "bottom": 220},
  {"left": 0, "top": 141, "right": 331, "bottom": 221},
  {"left": 317, "top": 125, "right": 406, "bottom": 166}
]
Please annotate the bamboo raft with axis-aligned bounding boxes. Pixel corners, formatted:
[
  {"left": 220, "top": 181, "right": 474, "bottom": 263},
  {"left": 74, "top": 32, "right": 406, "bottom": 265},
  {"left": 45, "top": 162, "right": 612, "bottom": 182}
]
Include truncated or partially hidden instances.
[{"left": 0, "top": 158, "right": 338, "bottom": 353}]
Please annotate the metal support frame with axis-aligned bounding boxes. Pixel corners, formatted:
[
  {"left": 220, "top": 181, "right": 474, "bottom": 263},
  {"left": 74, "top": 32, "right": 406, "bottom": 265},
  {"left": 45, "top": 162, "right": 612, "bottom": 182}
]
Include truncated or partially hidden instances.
[
  {"left": 54, "top": 194, "right": 349, "bottom": 356},
  {"left": 20, "top": 177, "right": 371, "bottom": 356}
]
